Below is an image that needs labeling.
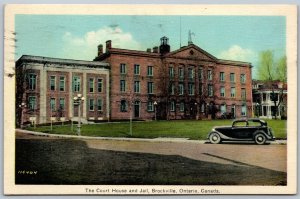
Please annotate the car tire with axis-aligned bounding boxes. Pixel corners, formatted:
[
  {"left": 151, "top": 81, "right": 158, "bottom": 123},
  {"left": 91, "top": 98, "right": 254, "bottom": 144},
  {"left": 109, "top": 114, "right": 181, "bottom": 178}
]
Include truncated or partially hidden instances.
[
  {"left": 209, "top": 132, "right": 221, "bottom": 144},
  {"left": 254, "top": 133, "right": 266, "bottom": 145}
]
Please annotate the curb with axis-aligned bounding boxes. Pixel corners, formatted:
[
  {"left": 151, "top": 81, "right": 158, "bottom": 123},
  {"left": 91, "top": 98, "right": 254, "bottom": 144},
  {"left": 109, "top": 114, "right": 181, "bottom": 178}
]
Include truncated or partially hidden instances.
[{"left": 15, "top": 129, "right": 286, "bottom": 145}]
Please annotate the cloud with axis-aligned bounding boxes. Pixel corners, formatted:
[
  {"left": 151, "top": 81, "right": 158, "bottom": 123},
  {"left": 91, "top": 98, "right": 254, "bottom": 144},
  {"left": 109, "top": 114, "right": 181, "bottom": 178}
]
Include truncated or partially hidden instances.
[
  {"left": 62, "top": 27, "right": 142, "bottom": 60},
  {"left": 218, "top": 45, "right": 257, "bottom": 62}
]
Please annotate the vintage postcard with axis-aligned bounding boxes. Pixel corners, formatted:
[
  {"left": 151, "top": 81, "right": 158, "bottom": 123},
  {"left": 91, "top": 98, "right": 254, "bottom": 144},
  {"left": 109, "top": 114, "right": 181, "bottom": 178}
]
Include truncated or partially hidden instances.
[{"left": 3, "top": 4, "right": 297, "bottom": 195}]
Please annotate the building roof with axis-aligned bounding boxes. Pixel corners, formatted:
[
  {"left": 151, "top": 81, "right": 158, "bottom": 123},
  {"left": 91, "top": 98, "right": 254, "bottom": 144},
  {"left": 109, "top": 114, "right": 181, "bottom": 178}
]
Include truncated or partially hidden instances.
[
  {"left": 17, "top": 55, "right": 110, "bottom": 69},
  {"left": 252, "top": 79, "right": 287, "bottom": 91},
  {"left": 95, "top": 40, "right": 252, "bottom": 67}
]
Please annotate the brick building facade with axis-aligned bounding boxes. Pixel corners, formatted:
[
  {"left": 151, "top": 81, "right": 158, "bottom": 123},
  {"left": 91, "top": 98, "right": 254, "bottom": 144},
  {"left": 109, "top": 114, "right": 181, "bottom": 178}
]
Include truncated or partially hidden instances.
[
  {"left": 16, "top": 55, "right": 110, "bottom": 125},
  {"left": 94, "top": 37, "right": 253, "bottom": 120}
]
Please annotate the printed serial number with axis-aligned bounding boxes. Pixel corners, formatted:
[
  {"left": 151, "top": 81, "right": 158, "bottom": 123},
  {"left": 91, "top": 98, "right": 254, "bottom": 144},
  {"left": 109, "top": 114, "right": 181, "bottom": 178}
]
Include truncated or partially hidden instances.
[{"left": 17, "top": 170, "right": 38, "bottom": 175}]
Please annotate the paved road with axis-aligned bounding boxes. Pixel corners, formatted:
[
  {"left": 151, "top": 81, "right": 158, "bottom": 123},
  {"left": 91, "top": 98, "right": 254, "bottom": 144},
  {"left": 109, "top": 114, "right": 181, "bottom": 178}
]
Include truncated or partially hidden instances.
[
  {"left": 16, "top": 131, "right": 287, "bottom": 172},
  {"left": 15, "top": 131, "right": 287, "bottom": 185}
]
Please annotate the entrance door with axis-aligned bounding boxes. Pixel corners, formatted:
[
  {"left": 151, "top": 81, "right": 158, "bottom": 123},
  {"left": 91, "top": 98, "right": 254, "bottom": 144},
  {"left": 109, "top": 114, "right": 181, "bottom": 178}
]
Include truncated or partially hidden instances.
[
  {"left": 134, "top": 101, "right": 140, "bottom": 118},
  {"left": 231, "top": 105, "right": 236, "bottom": 118}
]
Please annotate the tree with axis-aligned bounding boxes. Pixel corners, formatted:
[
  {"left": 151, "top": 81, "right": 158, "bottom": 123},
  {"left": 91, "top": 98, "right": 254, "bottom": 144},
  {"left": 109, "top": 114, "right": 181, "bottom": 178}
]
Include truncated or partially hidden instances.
[
  {"left": 257, "top": 50, "right": 287, "bottom": 119},
  {"left": 158, "top": 60, "right": 219, "bottom": 120}
]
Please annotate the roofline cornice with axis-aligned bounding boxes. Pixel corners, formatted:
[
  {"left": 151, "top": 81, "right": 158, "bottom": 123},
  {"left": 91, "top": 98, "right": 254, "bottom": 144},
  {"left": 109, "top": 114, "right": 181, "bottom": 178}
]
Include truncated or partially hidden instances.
[{"left": 17, "top": 55, "right": 110, "bottom": 69}]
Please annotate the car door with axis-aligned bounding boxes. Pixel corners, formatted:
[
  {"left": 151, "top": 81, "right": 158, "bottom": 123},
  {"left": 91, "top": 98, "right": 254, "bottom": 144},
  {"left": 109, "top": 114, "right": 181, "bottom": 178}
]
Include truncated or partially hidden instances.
[{"left": 231, "top": 121, "right": 250, "bottom": 139}]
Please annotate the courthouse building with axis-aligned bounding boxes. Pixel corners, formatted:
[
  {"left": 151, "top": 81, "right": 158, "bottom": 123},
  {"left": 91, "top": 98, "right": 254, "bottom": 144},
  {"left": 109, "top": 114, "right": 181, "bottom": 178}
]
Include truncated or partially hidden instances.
[
  {"left": 16, "top": 36, "right": 253, "bottom": 125},
  {"left": 16, "top": 56, "right": 110, "bottom": 125},
  {"left": 94, "top": 37, "right": 253, "bottom": 120}
]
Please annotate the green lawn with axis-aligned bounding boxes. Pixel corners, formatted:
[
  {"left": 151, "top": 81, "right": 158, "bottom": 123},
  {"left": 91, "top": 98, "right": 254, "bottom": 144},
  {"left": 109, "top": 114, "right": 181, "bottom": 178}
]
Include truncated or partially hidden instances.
[{"left": 26, "top": 119, "right": 287, "bottom": 140}]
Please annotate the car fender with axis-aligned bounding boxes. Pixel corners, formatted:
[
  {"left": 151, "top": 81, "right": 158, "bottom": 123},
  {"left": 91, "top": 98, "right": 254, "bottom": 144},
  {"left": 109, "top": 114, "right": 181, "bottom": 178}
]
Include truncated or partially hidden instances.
[
  {"left": 253, "top": 130, "right": 267, "bottom": 139},
  {"left": 208, "top": 130, "right": 231, "bottom": 140}
]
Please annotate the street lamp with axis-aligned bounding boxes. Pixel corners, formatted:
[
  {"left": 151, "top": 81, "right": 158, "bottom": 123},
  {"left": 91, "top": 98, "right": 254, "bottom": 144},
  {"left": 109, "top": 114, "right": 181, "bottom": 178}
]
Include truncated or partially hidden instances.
[
  {"left": 154, "top": 101, "right": 157, "bottom": 121},
  {"left": 18, "top": 102, "right": 26, "bottom": 128},
  {"left": 73, "top": 94, "right": 85, "bottom": 136},
  {"left": 194, "top": 102, "right": 198, "bottom": 120}
]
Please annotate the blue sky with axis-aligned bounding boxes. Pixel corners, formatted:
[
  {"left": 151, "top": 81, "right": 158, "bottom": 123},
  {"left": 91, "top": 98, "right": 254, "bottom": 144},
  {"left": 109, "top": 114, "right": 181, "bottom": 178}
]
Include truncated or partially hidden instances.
[{"left": 15, "top": 15, "right": 286, "bottom": 78}]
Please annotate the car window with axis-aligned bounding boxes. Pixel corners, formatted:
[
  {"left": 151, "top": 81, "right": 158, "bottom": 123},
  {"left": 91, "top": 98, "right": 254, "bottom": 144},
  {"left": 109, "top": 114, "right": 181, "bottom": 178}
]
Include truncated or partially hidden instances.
[
  {"left": 248, "top": 121, "right": 262, "bottom": 127},
  {"left": 233, "top": 121, "right": 247, "bottom": 127}
]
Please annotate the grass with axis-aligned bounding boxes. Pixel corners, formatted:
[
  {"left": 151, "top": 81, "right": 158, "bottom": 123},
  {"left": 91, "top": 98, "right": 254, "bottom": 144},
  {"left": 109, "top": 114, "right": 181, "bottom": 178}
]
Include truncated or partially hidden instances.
[{"left": 26, "top": 119, "right": 287, "bottom": 140}]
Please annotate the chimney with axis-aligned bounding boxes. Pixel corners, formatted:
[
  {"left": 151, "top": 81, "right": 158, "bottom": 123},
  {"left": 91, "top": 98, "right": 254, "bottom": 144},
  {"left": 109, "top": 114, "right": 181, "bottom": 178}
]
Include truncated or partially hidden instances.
[
  {"left": 106, "top": 40, "right": 112, "bottom": 52},
  {"left": 98, "top": 44, "right": 103, "bottom": 56},
  {"left": 146, "top": 48, "right": 151, "bottom": 53},
  {"left": 153, "top": 46, "right": 158, "bottom": 53}
]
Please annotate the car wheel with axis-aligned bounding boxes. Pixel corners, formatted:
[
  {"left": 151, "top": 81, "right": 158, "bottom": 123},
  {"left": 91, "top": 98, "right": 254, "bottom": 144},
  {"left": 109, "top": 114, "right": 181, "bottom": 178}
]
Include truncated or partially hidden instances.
[
  {"left": 254, "top": 133, "right": 266, "bottom": 145},
  {"left": 209, "top": 132, "right": 221, "bottom": 144}
]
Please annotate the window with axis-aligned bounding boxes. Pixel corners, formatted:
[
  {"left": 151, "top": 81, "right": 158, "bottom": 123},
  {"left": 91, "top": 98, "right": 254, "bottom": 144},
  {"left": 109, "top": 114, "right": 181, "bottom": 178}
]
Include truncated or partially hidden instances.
[
  {"left": 134, "top": 64, "right": 140, "bottom": 75},
  {"left": 220, "top": 86, "right": 225, "bottom": 97},
  {"left": 89, "top": 78, "right": 94, "bottom": 93},
  {"left": 97, "top": 79, "right": 103, "bottom": 92},
  {"left": 50, "top": 98, "right": 56, "bottom": 111},
  {"left": 169, "top": 83, "right": 175, "bottom": 95},
  {"left": 147, "top": 101, "right": 154, "bottom": 111},
  {"left": 208, "top": 84, "right": 213, "bottom": 97},
  {"left": 50, "top": 76, "right": 56, "bottom": 91},
  {"left": 28, "top": 96, "right": 36, "bottom": 111},
  {"left": 120, "top": 100, "right": 127, "bottom": 112},
  {"left": 73, "top": 76, "right": 81, "bottom": 92},
  {"left": 188, "top": 68, "right": 194, "bottom": 80},
  {"left": 169, "top": 66, "right": 174, "bottom": 78},
  {"left": 147, "top": 66, "right": 153, "bottom": 76},
  {"left": 220, "top": 104, "right": 226, "bottom": 114},
  {"left": 230, "top": 73, "right": 235, "bottom": 82},
  {"left": 263, "top": 93, "right": 267, "bottom": 101},
  {"left": 240, "top": 74, "right": 246, "bottom": 83},
  {"left": 170, "top": 101, "right": 175, "bottom": 111},
  {"left": 28, "top": 74, "right": 37, "bottom": 90},
  {"left": 179, "top": 67, "right": 184, "bottom": 79},
  {"left": 120, "top": 63, "right": 126, "bottom": 74},
  {"left": 179, "top": 83, "right": 184, "bottom": 95},
  {"left": 198, "top": 67, "right": 203, "bottom": 80},
  {"left": 208, "top": 70, "right": 212, "bottom": 80},
  {"left": 220, "top": 72, "right": 225, "bottom": 82},
  {"left": 97, "top": 98, "right": 103, "bottom": 111},
  {"left": 188, "top": 83, "right": 195, "bottom": 95},
  {"left": 241, "top": 88, "right": 246, "bottom": 100},
  {"left": 147, "top": 82, "right": 154, "bottom": 94},
  {"left": 241, "top": 104, "right": 247, "bottom": 116},
  {"left": 270, "top": 93, "right": 279, "bottom": 101},
  {"left": 199, "top": 83, "right": 203, "bottom": 95},
  {"left": 59, "top": 98, "right": 65, "bottom": 110},
  {"left": 89, "top": 98, "right": 94, "bottom": 111},
  {"left": 231, "top": 87, "right": 236, "bottom": 98},
  {"left": 59, "top": 76, "right": 65, "bottom": 91},
  {"left": 134, "top": 81, "right": 140, "bottom": 93},
  {"left": 120, "top": 80, "right": 126, "bottom": 92},
  {"left": 179, "top": 102, "right": 185, "bottom": 112},
  {"left": 201, "top": 103, "right": 205, "bottom": 112}
]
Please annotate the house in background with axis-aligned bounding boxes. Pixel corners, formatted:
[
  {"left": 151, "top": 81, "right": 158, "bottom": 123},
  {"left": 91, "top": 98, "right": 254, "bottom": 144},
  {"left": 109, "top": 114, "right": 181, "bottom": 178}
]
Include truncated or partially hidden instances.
[
  {"left": 15, "top": 56, "right": 110, "bottom": 126},
  {"left": 252, "top": 80, "right": 287, "bottom": 119}
]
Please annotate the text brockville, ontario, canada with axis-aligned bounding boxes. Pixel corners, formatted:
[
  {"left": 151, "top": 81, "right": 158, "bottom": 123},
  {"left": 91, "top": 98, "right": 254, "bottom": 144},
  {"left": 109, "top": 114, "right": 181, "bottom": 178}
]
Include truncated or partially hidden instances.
[{"left": 84, "top": 187, "right": 221, "bottom": 194}]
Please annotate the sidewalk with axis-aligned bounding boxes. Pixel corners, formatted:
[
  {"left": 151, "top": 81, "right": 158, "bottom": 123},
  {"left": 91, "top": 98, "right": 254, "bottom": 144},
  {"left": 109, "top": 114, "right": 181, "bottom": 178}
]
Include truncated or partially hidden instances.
[{"left": 15, "top": 129, "right": 286, "bottom": 145}]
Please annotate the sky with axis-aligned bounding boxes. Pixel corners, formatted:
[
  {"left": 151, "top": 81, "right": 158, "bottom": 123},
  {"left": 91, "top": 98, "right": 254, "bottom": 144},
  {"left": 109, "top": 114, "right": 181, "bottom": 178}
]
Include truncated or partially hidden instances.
[{"left": 14, "top": 15, "right": 286, "bottom": 78}]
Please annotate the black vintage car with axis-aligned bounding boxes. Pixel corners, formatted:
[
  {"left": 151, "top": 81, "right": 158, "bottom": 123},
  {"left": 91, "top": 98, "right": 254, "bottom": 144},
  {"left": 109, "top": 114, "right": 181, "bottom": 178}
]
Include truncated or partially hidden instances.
[{"left": 207, "top": 119, "right": 275, "bottom": 145}]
